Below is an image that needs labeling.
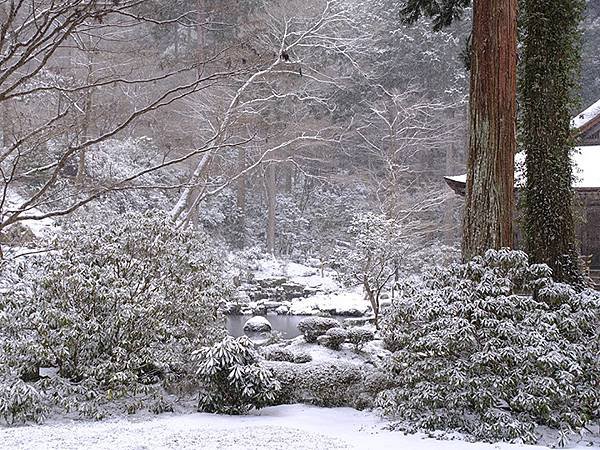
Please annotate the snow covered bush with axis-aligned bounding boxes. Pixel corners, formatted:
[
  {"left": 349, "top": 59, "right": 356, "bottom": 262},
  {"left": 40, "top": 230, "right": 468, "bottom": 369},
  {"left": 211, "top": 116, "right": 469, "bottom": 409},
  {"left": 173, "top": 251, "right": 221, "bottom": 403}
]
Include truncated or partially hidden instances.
[
  {"left": 267, "top": 361, "right": 365, "bottom": 408},
  {"left": 321, "top": 327, "right": 348, "bottom": 350},
  {"left": 347, "top": 328, "right": 375, "bottom": 351},
  {"left": 0, "top": 211, "right": 229, "bottom": 419},
  {"left": 262, "top": 347, "right": 312, "bottom": 364},
  {"left": 297, "top": 317, "right": 341, "bottom": 343},
  {"left": 0, "top": 379, "right": 47, "bottom": 425},
  {"left": 194, "top": 336, "right": 280, "bottom": 414},
  {"left": 377, "top": 249, "right": 600, "bottom": 444}
]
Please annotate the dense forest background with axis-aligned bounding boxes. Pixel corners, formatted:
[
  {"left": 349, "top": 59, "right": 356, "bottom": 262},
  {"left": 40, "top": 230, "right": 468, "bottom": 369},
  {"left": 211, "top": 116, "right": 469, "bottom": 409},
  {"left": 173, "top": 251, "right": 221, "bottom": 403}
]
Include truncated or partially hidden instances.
[{"left": 2, "top": 0, "right": 599, "bottom": 262}]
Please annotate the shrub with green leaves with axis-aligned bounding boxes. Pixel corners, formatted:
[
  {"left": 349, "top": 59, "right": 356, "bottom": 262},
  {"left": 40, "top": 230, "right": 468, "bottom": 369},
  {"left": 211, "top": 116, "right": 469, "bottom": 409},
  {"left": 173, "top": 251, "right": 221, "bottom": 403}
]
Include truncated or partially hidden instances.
[
  {"left": 194, "top": 336, "right": 280, "bottom": 414},
  {"left": 322, "top": 327, "right": 348, "bottom": 350},
  {"left": 262, "top": 346, "right": 312, "bottom": 364},
  {"left": 347, "top": 328, "right": 375, "bottom": 351},
  {"left": 0, "top": 211, "right": 229, "bottom": 421},
  {"left": 377, "top": 249, "right": 600, "bottom": 444},
  {"left": 297, "top": 317, "right": 340, "bottom": 343},
  {"left": 0, "top": 379, "right": 47, "bottom": 425}
]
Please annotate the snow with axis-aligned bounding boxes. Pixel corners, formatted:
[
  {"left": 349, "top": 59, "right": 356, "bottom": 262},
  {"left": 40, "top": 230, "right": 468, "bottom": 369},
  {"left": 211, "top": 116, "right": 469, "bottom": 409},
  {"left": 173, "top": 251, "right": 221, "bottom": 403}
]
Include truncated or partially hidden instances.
[
  {"left": 243, "top": 315, "right": 272, "bottom": 332},
  {"left": 3, "top": 190, "right": 55, "bottom": 238},
  {"left": 289, "top": 286, "right": 371, "bottom": 316},
  {"left": 572, "top": 98, "right": 600, "bottom": 129},
  {"left": 254, "top": 258, "right": 340, "bottom": 292},
  {"left": 0, "top": 404, "right": 583, "bottom": 450},
  {"left": 445, "top": 146, "right": 600, "bottom": 189},
  {"left": 572, "top": 145, "right": 600, "bottom": 188}
]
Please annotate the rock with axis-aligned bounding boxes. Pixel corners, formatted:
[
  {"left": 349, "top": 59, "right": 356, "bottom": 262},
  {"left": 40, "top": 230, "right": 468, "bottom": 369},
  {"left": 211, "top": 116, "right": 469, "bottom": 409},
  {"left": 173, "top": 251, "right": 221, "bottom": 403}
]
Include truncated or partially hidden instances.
[
  {"left": 281, "top": 282, "right": 306, "bottom": 299},
  {"left": 243, "top": 316, "right": 272, "bottom": 332},
  {"left": 252, "top": 304, "right": 267, "bottom": 315},
  {"left": 263, "top": 301, "right": 281, "bottom": 310},
  {"left": 275, "top": 304, "right": 290, "bottom": 315}
]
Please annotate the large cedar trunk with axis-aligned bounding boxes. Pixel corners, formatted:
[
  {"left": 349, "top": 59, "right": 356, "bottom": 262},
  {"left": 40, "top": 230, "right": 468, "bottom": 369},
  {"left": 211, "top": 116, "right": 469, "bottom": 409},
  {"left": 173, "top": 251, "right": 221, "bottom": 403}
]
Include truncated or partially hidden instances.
[{"left": 462, "top": 0, "right": 517, "bottom": 260}]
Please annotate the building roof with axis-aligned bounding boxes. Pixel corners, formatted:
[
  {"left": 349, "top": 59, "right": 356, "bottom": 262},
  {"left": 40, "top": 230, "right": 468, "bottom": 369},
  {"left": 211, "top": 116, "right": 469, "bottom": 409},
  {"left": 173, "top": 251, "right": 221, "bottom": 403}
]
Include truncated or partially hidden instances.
[
  {"left": 572, "top": 99, "right": 600, "bottom": 132},
  {"left": 445, "top": 145, "right": 600, "bottom": 190}
]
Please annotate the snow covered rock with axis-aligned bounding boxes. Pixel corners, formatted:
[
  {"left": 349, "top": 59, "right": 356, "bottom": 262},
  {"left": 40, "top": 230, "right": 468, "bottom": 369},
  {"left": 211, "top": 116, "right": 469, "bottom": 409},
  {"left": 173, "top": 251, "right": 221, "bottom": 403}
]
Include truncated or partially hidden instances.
[{"left": 243, "top": 316, "right": 272, "bottom": 333}]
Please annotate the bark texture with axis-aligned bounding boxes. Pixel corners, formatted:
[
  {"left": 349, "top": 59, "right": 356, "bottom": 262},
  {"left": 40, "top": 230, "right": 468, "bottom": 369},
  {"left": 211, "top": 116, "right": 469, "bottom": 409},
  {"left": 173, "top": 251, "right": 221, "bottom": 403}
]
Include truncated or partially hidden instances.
[{"left": 462, "top": 0, "right": 517, "bottom": 260}]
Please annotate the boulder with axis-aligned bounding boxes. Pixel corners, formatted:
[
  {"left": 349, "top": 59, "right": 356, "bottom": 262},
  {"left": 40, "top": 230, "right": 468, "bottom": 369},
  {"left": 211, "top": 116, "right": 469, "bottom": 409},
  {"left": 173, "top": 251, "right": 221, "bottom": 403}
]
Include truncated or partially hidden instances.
[
  {"left": 275, "top": 304, "right": 290, "bottom": 315},
  {"left": 243, "top": 315, "right": 272, "bottom": 333},
  {"left": 263, "top": 301, "right": 281, "bottom": 310}
]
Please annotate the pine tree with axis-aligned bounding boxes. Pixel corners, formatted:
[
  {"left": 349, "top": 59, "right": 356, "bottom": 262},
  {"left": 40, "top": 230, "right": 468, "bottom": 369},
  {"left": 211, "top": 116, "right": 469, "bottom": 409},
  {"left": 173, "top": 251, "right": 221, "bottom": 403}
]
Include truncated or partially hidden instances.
[
  {"left": 400, "top": 0, "right": 517, "bottom": 260},
  {"left": 519, "top": 0, "right": 586, "bottom": 285}
]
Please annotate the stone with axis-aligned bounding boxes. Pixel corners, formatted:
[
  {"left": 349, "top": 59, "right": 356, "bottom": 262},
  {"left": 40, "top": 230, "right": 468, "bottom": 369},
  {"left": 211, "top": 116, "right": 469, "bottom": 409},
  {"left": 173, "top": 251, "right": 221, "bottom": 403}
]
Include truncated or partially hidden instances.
[
  {"left": 263, "top": 301, "right": 281, "bottom": 310},
  {"left": 243, "top": 316, "right": 272, "bottom": 333},
  {"left": 275, "top": 304, "right": 290, "bottom": 315}
]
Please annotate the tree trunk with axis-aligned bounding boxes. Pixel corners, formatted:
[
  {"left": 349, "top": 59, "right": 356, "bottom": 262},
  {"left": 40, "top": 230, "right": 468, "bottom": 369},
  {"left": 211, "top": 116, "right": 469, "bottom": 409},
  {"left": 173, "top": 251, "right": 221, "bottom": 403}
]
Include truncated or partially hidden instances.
[
  {"left": 265, "top": 163, "right": 276, "bottom": 254},
  {"left": 520, "top": 0, "right": 585, "bottom": 285},
  {"left": 462, "top": 0, "right": 517, "bottom": 260}
]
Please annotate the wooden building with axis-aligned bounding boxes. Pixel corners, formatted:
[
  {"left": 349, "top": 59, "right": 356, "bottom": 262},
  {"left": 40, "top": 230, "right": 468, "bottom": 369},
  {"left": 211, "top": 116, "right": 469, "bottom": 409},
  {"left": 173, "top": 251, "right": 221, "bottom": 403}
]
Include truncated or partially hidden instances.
[{"left": 444, "top": 101, "right": 600, "bottom": 276}]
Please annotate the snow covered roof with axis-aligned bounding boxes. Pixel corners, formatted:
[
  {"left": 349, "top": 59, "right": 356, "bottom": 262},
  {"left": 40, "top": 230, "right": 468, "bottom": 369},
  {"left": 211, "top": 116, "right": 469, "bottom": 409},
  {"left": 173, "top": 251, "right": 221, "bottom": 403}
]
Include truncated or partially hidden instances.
[
  {"left": 572, "top": 99, "right": 600, "bottom": 131},
  {"left": 445, "top": 145, "right": 600, "bottom": 190}
]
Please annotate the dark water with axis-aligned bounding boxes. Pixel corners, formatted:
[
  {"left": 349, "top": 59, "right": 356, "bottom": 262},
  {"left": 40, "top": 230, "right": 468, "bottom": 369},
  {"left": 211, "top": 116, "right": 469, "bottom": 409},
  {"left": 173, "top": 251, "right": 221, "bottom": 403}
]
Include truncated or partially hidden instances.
[{"left": 226, "top": 315, "right": 344, "bottom": 339}]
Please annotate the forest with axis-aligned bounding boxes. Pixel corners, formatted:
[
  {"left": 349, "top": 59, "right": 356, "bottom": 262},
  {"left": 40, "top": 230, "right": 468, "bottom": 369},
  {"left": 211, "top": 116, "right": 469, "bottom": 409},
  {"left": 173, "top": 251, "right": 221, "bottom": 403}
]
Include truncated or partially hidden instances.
[{"left": 0, "top": 1, "right": 599, "bottom": 449}]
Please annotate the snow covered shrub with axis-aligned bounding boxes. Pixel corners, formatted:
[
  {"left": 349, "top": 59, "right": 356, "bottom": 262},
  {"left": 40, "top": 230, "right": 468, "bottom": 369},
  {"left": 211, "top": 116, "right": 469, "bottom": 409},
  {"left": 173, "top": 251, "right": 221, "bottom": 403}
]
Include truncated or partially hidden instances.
[
  {"left": 267, "top": 361, "right": 365, "bottom": 407},
  {"left": 321, "top": 327, "right": 348, "bottom": 350},
  {"left": 297, "top": 317, "right": 340, "bottom": 343},
  {"left": 0, "top": 378, "right": 47, "bottom": 425},
  {"left": 194, "top": 336, "right": 280, "bottom": 414},
  {"left": 262, "top": 347, "right": 312, "bottom": 364},
  {"left": 0, "top": 211, "right": 229, "bottom": 417},
  {"left": 262, "top": 347, "right": 295, "bottom": 362},
  {"left": 347, "top": 328, "right": 375, "bottom": 351},
  {"left": 378, "top": 249, "right": 600, "bottom": 443}
]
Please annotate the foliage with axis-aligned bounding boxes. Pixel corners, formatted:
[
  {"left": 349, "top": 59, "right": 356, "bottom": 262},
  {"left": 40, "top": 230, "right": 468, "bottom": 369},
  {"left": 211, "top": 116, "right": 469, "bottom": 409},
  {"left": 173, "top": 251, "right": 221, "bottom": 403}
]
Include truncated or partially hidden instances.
[
  {"left": 194, "top": 336, "right": 280, "bottom": 414},
  {"left": 322, "top": 327, "right": 349, "bottom": 350},
  {"left": 337, "top": 213, "right": 409, "bottom": 327},
  {"left": 347, "top": 328, "right": 375, "bottom": 352},
  {"left": 297, "top": 317, "right": 341, "bottom": 343},
  {"left": 0, "top": 211, "right": 228, "bottom": 421},
  {"left": 378, "top": 249, "right": 600, "bottom": 443},
  {"left": 399, "top": 0, "right": 472, "bottom": 31},
  {"left": 261, "top": 346, "right": 312, "bottom": 364},
  {"left": 519, "top": 0, "right": 586, "bottom": 285},
  {"left": 0, "top": 379, "right": 47, "bottom": 425},
  {"left": 267, "top": 360, "right": 366, "bottom": 408}
]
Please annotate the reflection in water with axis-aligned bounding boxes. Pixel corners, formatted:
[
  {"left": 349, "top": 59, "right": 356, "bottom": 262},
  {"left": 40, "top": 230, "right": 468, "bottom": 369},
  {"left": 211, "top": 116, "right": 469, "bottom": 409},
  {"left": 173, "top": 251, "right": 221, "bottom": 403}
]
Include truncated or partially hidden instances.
[{"left": 226, "top": 315, "right": 343, "bottom": 339}]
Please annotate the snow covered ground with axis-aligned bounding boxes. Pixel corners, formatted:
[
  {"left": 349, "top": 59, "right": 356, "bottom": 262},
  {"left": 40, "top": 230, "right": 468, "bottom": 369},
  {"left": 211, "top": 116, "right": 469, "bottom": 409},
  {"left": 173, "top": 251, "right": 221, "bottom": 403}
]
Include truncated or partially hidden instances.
[
  {"left": 2, "top": 404, "right": 590, "bottom": 450},
  {"left": 3, "top": 190, "right": 56, "bottom": 238},
  {"left": 254, "top": 257, "right": 341, "bottom": 292}
]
